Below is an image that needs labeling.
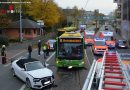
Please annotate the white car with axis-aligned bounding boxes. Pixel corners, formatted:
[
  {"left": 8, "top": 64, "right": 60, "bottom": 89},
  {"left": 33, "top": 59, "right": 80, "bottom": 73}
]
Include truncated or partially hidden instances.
[
  {"left": 47, "top": 39, "right": 56, "bottom": 51},
  {"left": 11, "top": 58, "right": 54, "bottom": 89}
]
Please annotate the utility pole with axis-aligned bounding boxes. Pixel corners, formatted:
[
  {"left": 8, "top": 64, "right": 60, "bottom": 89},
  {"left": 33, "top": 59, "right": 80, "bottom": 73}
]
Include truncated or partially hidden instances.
[
  {"left": 0, "top": 1, "right": 31, "bottom": 42},
  {"left": 94, "top": 9, "right": 99, "bottom": 32},
  {"left": 19, "top": 0, "right": 22, "bottom": 42}
]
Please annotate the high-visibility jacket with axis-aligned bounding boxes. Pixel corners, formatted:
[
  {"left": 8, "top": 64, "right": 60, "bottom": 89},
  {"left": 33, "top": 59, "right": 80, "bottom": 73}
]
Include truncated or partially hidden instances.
[{"left": 43, "top": 45, "right": 47, "bottom": 50}]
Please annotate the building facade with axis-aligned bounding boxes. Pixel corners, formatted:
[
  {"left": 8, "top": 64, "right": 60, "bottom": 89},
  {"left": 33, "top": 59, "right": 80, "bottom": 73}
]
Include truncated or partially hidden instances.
[{"left": 114, "top": 0, "right": 130, "bottom": 43}]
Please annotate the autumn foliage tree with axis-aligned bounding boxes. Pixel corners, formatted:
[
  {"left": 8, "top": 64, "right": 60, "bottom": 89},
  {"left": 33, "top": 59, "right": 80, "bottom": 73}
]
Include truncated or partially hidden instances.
[{"left": 23, "top": 0, "right": 64, "bottom": 28}]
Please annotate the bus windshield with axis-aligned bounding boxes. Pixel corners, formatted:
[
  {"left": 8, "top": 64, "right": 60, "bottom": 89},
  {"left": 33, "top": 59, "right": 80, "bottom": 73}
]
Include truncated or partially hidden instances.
[
  {"left": 86, "top": 35, "right": 94, "bottom": 39},
  {"left": 58, "top": 43, "right": 83, "bottom": 60},
  {"left": 95, "top": 41, "right": 106, "bottom": 46}
]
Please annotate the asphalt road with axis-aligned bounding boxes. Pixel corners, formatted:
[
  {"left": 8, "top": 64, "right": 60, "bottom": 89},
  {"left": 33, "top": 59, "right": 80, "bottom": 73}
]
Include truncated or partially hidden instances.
[
  {"left": 0, "top": 47, "right": 93, "bottom": 90},
  {"left": 1, "top": 25, "right": 129, "bottom": 90}
]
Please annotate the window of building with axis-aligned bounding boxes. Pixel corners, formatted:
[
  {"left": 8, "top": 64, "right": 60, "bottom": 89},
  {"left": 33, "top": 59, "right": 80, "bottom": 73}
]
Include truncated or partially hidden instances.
[
  {"left": 25, "top": 30, "right": 31, "bottom": 35},
  {"left": 34, "top": 29, "right": 36, "bottom": 34}
]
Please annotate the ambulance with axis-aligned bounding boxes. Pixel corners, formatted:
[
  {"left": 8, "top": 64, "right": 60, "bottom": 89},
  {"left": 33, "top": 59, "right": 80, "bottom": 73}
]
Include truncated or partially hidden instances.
[
  {"left": 84, "top": 30, "right": 95, "bottom": 46},
  {"left": 92, "top": 38, "right": 108, "bottom": 55},
  {"left": 99, "top": 31, "right": 116, "bottom": 48}
]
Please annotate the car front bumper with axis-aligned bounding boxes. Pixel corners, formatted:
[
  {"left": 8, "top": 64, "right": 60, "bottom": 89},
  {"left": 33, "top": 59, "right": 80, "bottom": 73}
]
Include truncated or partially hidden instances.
[{"left": 32, "top": 77, "right": 54, "bottom": 89}]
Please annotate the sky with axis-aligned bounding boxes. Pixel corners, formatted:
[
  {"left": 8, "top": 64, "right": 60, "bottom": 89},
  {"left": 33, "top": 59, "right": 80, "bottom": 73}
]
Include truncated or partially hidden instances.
[{"left": 54, "top": 0, "right": 117, "bottom": 15}]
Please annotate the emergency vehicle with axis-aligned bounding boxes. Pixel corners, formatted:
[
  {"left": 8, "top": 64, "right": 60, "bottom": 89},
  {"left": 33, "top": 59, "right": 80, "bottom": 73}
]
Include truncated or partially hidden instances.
[
  {"left": 84, "top": 30, "right": 95, "bottom": 46},
  {"left": 99, "top": 31, "right": 116, "bottom": 48},
  {"left": 82, "top": 51, "right": 130, "bottom": 90},
  {"left": 92, "top": 38, "right": 108, "bottom": 55}
]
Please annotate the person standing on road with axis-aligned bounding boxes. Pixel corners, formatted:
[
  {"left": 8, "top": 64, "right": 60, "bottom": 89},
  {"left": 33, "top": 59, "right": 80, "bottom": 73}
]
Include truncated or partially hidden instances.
[
  {"left": 28, "top": 44, "right": 32, "bottom": 58},
  {"left": 38, "top": 40, "right": 41, "bottom": 56},
  {"left": 46, "top": 42, "right": 50, "bottom": 56},
  {"left": 42, "top": 44, "right": 47, "bottom": 59},
  {"left": 1, "top": 45, "right": 6, "bottom": 64}
]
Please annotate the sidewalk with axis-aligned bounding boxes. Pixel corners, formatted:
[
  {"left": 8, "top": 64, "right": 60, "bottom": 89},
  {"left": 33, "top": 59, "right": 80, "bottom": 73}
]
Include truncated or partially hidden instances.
[{"left": 0, "top": 33, "right": 56, "bottom": 64}]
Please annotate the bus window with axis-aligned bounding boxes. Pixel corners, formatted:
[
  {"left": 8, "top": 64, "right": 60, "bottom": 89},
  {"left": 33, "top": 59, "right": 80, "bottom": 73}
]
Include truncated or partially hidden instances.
[{"left": 58, "top": 43, "right": 83, "bottom": 59}]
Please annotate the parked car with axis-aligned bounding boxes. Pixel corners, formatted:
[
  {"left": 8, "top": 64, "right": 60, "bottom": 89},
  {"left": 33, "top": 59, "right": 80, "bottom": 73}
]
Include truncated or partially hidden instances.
[
  {"left": 47, "top": 39, "right": 56, "bottom": 51},
  {"left": 11, "top": 58, "right": 54, "bottom": 89},
  {"left": 116, "top": 40, "right": 128, "bottom": 49},
  {"left": 105, "top": 26, "right": 108, "bottom": 30}
]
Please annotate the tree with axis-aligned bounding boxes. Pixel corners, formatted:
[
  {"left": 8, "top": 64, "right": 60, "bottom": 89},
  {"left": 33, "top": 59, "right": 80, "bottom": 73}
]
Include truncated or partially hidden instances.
[
  {"left": 23, "top": 0, "right": 63, "bottom": 28},
  {"left": 71, "top": 6, "right": 80, "bottom": 27}
]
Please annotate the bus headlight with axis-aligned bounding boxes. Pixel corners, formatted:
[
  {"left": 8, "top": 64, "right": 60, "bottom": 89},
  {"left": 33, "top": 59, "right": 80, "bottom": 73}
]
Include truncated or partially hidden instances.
[
  {"left": 68, "top": 66, "right": 72, "bottom": 69},
  {"left": 79, "top": 61, "right": 84, "bottom": 65},
  {"left": 81, "top": 61, "right": 84, "bottom": 64},
  {"left": 56, "top": 61, "right": 59, "bottom": 64}
]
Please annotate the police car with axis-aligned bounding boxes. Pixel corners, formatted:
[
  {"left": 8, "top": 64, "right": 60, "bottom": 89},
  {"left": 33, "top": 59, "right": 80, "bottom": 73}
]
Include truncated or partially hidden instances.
[{"left": 92, "top": 38, "right": 108, "bottom": 55}]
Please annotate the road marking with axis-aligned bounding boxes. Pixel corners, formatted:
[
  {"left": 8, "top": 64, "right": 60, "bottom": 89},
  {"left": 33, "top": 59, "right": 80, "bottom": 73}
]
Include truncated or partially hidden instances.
[
  {"left": 4, "top": 49, "right": 37, "bottom": 67},
  {"left": 46, "top": 52, "right": 55, "bottom": 62},
  {"left": 51, "top": 87, "right": 53, "bottom": 90},
  {"left": 9, "top": 49, "right": 37, "bottom": 60},
  {"left": 4, "top": 56, "right": 24, "bottom": 67},
  {"left": 90, "top": 47, "right": 95, "bottom": 60},
  {"left": 4, "top": 63, "right": 11, "bottom": 67},
  {"left": 85, "top": 50, "right": 91, "bottom": 67},
  {"left": 19, "top": 84, "right": 26, "bottom": 90}
]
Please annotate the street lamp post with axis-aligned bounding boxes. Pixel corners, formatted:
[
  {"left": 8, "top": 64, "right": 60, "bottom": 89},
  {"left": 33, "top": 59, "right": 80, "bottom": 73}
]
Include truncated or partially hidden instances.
[{"left": 19, "top": 0, "right": 22, "bottom": 42}]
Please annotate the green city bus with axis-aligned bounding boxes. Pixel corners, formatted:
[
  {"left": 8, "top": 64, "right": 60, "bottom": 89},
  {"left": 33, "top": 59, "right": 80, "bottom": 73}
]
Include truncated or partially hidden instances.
[
  {"left": 57, "top": 27, "right": 77, "bottom": 37},
  {"left": 56, "top": 31, "right": 85, "bottom": 68},
  {"left": 57, "top": 29, "right": 66, "bottom": 37}
]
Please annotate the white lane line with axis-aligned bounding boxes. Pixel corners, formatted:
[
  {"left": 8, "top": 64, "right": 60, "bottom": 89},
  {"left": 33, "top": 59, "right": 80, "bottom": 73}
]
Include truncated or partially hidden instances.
[
  {"left": 85, "top": 50, "right": 91, "bottom": 67},
  {"left": 4, "top": 56, "right": 24, "bottom": 67},
  {"left": 9, "top": 49, "right": 37, "bottom": 59},
  {"left": 4, "top": 63, "right": 11, "bottom": 67},
  {"left": 19, "top": 84, "right": 26, "bottom": 90},
  {"left": 5, "top": 49, "right": 37, "bottom": 67},
  {"left": 9, "top": 50, "right": 26, "bottom": 60},
  {"left": 46, "top": 52, "right": 55, "bottom": 62}
]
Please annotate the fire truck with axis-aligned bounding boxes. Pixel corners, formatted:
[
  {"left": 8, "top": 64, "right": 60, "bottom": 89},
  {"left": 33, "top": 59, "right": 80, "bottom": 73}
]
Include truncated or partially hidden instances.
[
  {"left": 82, "top": 51, "right": 130, "bottom": 90},
  {"left": 92, "top": 38, "right": 108, "bottom": 55},
  {"left": 84, "top": 30, "right": 95, "bottom": 46}
]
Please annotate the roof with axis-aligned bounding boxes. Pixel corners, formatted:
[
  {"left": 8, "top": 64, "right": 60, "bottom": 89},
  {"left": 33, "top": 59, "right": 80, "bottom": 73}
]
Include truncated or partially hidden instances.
[
  {"left": 48, "top": 39, "right": 56, "bottom": 43},
  {"left": 94, "top": 38, "right": 105, "bottom": 41},
  {"left": 8, "top": 19, "right": 40, "bottom": 28},
  {"left": 60, "top": 32, "right": 82, "bottom": 38},
  {"left": 85, "top": 31, "right": 95, "bottom": 35},
  {"left": 17, "top": 58, "right": 39, "bottom": 69}
]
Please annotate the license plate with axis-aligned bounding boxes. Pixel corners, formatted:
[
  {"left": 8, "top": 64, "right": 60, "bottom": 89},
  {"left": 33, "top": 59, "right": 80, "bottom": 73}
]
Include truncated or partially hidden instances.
[{"left": 44, "top": 81, "right": 50, "bottom": 84}]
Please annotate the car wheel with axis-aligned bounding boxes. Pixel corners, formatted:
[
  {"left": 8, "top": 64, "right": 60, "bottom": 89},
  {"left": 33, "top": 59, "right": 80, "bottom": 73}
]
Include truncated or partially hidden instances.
[
  {"left": 26, "top": 78, "right": 32, "bottom": 88},
  {"left": 12, "top": 68, "right": 16, "bottom": 77}
]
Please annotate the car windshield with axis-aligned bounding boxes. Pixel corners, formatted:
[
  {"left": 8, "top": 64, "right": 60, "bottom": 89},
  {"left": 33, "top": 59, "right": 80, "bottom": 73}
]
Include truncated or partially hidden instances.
[
  {"left": 48, "top": 40, "right": 56, "bottom": 44},
  {"left": 25, "top": 61, "right": 44, "bottom": 71},
  {"left": 104, "top": 36, "right": 112, "bottom": 40},
  {"left": 119, "top": 40, "right": 126, "bottom": 44},
  {"left": 58, "top": 43, "right": 83, "bottom": 60},
  {"left": 86, "top": 35, "right": 94, "bottom": 39},
  {"left": 95, "top": 41, "right": 105, "bottom": 46}
]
